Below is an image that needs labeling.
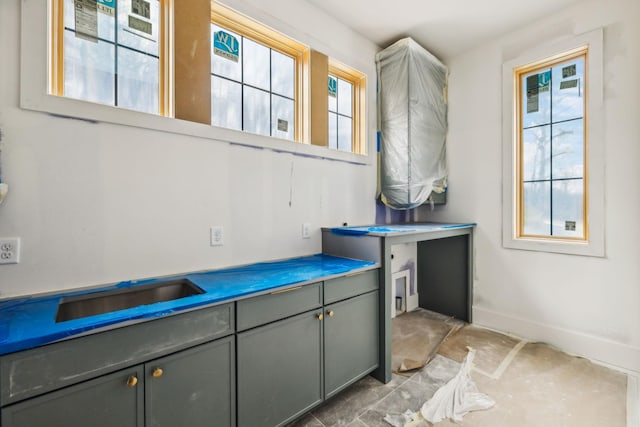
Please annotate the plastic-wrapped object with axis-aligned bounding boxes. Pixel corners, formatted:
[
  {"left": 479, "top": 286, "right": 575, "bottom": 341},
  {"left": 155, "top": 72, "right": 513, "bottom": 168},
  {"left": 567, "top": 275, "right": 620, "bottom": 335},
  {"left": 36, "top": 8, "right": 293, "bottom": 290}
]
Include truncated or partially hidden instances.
[{"left": 376, "top": 38, "right": 448, "bottom": 210}]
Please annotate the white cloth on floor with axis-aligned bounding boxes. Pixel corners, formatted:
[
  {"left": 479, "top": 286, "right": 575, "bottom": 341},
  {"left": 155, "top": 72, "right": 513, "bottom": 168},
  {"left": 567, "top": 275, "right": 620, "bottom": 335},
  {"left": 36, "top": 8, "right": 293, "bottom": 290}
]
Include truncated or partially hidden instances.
[
  {"left": 420, "top": 347, "right": 495, "bottom": 423},
  {"left": 383, "top": 347, "right": 494, "bottom": 427}
]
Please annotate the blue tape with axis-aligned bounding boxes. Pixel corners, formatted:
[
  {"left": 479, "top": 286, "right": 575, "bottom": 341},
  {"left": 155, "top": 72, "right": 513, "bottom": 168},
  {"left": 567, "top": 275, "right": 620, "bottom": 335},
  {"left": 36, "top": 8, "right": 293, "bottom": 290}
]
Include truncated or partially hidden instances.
[
  {"left": 330, "top": 223, "right": 476, "bottom": 236},
  {"left": 0, "top": 254, "right": 376, "bottom": 355}
]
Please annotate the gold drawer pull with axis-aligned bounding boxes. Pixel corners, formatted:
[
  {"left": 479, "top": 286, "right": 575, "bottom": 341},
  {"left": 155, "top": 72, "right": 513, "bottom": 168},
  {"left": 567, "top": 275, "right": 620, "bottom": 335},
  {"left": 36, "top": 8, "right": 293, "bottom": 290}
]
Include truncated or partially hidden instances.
[
  {"left": 270, "top": 286, "right": 303, "bottom": 295},
  {"left": 327, "top": 310, "right": 335, "bottom": 317},
  {"left": 152, "top": 368, "right": 164, "bottom": 378},
  {"left": 317, "top": 313, "right": 324, "bottom": 321},
  {"left": 126, "top": 376, "right": 138, "bottom": 388}
]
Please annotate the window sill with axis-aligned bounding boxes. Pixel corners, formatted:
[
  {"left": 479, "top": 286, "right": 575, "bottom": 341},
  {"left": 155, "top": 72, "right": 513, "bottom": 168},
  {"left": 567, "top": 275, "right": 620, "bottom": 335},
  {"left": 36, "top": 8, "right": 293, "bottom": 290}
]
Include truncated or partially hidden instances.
[
  {"left": 502, "top": 234, "right": 605, "bottom": 258},
  {"left": 20, "top": 93, "right": 371, "bottom": 166}
]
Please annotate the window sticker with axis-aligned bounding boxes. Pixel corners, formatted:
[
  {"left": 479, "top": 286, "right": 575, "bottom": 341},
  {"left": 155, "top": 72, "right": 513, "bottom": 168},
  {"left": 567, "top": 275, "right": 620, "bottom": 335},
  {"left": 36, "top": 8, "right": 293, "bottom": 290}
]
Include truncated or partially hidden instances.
[
  {"left": 328, "top": 76, "right": 337, "bottom": 98},
  {"left": 526, "top": 74, "right": 539, "bottom": 113},
  {"left": 97, "top": 0, "right": 115, "bottom": 17},
  {"left": 128, "top": 15, "right": 152, "bottom": 35},
  {"left": 560, "top": 79, "right": 579, "bottom": 90},
  {"left": 565, "top": 221, "right": 576, "bottom": 231},
  {"left": 74, "top": 0, "right": 98, "bottom": 41},
  {"left": 131, "top": 0, "right": 151, "bottom": 19},
  {"left": 563, "top": 64, "right": 576, "bottom": 78},
  {"left": 538, "top": 70, "right": 551, "bottom": 93},
  {"left": 213, "top": 30, "right": 240, "bottom": 62},
  {"left": 277, "top": 119, "right": 289, "bottom": 132}
]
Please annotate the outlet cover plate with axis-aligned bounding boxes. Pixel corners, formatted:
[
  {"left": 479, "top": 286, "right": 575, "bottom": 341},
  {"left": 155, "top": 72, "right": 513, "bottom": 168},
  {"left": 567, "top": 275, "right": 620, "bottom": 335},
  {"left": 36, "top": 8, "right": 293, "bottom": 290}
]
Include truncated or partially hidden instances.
[{"left": 0, "top": 237, "right": 20, "bottom": 264}]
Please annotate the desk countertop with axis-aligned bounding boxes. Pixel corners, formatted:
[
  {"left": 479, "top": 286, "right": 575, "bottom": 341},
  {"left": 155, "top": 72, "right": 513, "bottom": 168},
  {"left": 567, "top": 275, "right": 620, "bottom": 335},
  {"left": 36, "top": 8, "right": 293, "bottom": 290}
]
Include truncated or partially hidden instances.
[
  {"left": 326, "top": 222, "right": 476, "bottom": 237},
  {"left": 0, "top": 254, "right": 377, "bottom": 356}
]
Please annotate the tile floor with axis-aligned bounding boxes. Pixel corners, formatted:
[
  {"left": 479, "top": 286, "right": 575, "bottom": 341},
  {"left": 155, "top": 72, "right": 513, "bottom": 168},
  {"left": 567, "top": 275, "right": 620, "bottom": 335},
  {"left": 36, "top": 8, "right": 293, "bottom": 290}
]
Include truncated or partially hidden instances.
[{"left": 290, "top": 309, "right": 631, "bottom": 427}]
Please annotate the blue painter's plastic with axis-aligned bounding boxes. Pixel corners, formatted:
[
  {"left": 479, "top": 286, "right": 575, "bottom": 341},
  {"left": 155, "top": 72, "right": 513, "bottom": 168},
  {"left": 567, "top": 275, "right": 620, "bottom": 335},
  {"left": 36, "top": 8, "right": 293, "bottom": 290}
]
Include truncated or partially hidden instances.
[
  {"left": 0, "top": 254, "right": 376, "bottom": 356},
  {"left": 330, "top": 222, "right": 476, "bottom": 236}
]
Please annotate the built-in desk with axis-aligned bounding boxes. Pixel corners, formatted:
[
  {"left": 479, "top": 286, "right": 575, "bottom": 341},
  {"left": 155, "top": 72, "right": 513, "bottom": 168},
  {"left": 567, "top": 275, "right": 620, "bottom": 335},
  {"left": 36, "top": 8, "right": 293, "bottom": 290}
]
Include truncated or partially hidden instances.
[{"left": 322, "top": 222, "right": 476, "bottom": 383}]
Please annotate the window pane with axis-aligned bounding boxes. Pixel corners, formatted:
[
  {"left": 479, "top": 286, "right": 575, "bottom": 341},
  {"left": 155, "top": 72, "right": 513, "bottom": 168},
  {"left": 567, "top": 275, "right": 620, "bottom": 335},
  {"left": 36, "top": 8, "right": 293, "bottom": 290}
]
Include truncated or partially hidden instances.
[
  {"left": 64, "top": 30, "right": 115, "bottom": 105},
  {"left": 243, "top": 86, "right": 270, "bottom": 136},
  {"left": 328, "top": 112, "right": 338, "bottom": 149},
  {"left": 117, "top": 0, "right": 159, "bottom": 56},
  {"left": 337, "top": 78, "right": 352, "bottom": 116},
  {"left": 243, "top": 38, "right": 270, "bottom": 91},
  {"left": 552, "top": 119, "right": 584, "bottom": 179},
  {"left": 271, "top": 51, "right": 294, "bottom": 98},
  {"left": 522, "top": 70, "right": 551, "bottom": 128},
  {"left": 522, "top": 125, "right": 550, "bottom": 181},
  {"left": 211, "top": 24, "right": 242, "bottom": 82},
  {"left": 117, "top": 48, "right": 159, "bottom": 114},
  {"left": 552, "top": 179, "right": 584, "bottom": 237},
  {"left": 64, "top": 0, "right": 115, "bottom": 41},
  {"left": 211, "top": 76, "right": 242, "bottom": 130},
  {"left": 271, "top": 95, "right": 294, "bottom": 140},
  {"left": 337, "top": 115, "right": 352, "bottom": 152},
  {"left": 551, "top": 58, "right": 584, "bottom": 123},
  {"left": 328, "top": 75, "right": 337, "bottom": 113},
  {"left": 523, "top": 181, "right": 551, "bottom": 236}
]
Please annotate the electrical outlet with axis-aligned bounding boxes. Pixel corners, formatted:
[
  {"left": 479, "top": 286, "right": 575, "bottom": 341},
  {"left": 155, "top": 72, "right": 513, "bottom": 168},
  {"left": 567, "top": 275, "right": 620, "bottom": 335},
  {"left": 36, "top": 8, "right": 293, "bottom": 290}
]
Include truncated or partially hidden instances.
[
  {"left": 302, "top": 223, "right": 311, "bottom": 239},
  {"left": 210, "top": 226, "right": 224, "bottom": 246},
  {"left": 0, "top": 237, "right": 20, "bottom": 264}
]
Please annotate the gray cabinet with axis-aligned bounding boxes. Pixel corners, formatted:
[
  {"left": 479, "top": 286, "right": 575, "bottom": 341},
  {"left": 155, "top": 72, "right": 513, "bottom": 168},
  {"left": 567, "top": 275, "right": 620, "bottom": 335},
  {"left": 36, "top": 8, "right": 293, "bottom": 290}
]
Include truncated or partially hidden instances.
[
  {"left": 146, "top": 336, "right": 235, "bottom": 427},
  {"left": 324, "top": 290, "right": 379, "bottom": 398},
  {"left": 1, "top": 366, "right": 144, "bottom": 427},
  {"left": 236, "top": 270, "right": 379, "bottom": 427},
  {"left": 2, "top": 337, "right": 235, "bottom": 427},
  {"left": 237, "top": 311, "right": 323, "bottom": 427}
]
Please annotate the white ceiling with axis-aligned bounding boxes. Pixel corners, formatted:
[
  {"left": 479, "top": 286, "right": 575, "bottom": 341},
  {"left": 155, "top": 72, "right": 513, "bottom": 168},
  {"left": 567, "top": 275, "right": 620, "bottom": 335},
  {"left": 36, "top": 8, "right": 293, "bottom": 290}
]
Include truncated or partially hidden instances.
[{"left": 306, "top": 0, "right": 584, "bottom": 60}]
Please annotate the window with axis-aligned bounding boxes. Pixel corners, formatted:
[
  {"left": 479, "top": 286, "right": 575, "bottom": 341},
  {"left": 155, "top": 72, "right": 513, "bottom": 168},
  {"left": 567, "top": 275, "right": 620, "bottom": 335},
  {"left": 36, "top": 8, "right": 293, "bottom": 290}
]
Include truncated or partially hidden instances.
[
  {"left": 502, "top": 29, "right": 604, "bottom": 257},
  {"left": 328, "top": 62, "right": 366, "bottom": 154},
  {"left": 50, "top": 0, "right": 168, "bottom": 115},
  {"left": 210, "top": 2, "right": 307, "bottom": 141},
  {"left": 516, "top": 49, "right": 586, "bottom": 239}
]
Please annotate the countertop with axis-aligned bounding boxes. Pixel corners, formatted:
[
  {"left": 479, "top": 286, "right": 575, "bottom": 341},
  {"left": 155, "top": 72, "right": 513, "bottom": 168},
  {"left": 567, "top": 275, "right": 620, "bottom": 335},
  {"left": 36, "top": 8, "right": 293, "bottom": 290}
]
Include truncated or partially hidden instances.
[
  {"left": 0, "top": 254, "right": 377, "bottom": 356},
  {"left": 325, "top": 222, "right": 476, "bottom": 236}
]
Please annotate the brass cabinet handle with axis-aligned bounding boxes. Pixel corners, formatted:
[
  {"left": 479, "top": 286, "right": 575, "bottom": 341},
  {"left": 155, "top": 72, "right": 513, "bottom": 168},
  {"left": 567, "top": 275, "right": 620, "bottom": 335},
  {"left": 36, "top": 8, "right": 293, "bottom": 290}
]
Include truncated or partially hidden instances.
[
  {"left": 327, "top": 310, "right": 335, "bottom": 317},
  {"left": 126, "top": 375, "right": 138, "bottom": 387},
  {"left": 317, "top": 313, "right": 324, "bottom": 321},
  {"left": 270, "top": 286, "right": 303, "bottom": 295},
  {"left": 152, "top": 368, "right": 164, "bottom": 378}
]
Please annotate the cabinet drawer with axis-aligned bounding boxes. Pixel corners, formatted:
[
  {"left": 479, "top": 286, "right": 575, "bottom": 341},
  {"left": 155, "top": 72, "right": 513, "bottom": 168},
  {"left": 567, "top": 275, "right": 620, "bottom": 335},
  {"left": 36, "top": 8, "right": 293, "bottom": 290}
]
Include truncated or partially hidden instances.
[
  {"left": 324, "top": 269, "right": 379, "bottom": 304},
  {"left": 1, "top": 303, "right": 234, "bottom": 406},
  {"left": 236, "top": 282, "right": 322, "bottom": 331}
]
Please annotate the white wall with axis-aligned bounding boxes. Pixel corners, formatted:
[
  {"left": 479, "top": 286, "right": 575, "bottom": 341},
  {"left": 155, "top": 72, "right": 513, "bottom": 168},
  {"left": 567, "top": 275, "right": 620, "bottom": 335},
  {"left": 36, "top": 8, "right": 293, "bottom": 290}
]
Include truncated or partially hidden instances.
[
  {"left": 420, "top": 0, "right": 640, "bottom": 371},
  {"left": 0, "top": 0, "right": 379, "bottom": 298}
]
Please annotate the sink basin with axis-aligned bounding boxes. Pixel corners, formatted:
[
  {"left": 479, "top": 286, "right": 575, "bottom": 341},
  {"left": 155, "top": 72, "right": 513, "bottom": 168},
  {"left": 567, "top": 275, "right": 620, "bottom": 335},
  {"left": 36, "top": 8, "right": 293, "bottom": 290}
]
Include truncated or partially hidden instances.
[{"left": 55, "top": 279, "right": 204, "bottom": 323}]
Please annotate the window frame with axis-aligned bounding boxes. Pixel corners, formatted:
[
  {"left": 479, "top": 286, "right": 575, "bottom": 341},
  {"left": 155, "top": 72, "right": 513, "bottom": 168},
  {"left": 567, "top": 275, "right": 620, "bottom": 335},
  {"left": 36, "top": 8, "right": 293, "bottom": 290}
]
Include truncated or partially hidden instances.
[
  {"left": 514, "top": 47, "right": 588, "bottom": 241},
  {"left": 502, "top": 28, "right": 604, "bottom": 257},
  {"left": 328, "top": 60, "right": 366, "bottom": 155},
  {"left": 21, "top": 0, "right": 371, "bottom": 166},
  {"left": 210, "top": 1, "right": 308, "bottom": 143},
  {"left": 49, "top": 0, "right": 172, "bottom": 116}
]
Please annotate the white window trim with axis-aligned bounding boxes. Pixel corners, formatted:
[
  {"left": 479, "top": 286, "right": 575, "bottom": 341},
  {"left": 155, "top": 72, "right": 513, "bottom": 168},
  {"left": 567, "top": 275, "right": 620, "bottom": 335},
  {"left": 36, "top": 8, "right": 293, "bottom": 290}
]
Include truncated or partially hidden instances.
[
  {"left": 502, "top": 28, "right": 605, "bottom": 257},
  {"left": 20, "top": 0, "right": 371, "bottom": 166}
]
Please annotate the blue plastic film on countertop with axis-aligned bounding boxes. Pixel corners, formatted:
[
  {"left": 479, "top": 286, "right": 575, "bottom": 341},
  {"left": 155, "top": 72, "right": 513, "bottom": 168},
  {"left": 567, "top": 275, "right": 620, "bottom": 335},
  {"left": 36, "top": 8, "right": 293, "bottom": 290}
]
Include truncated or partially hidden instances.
[
  {"left": 0, "top": 254, "right": 376, "bottom": 356},
  {"left": 330, "top": 222, "right": 476, "bottom": 236}
]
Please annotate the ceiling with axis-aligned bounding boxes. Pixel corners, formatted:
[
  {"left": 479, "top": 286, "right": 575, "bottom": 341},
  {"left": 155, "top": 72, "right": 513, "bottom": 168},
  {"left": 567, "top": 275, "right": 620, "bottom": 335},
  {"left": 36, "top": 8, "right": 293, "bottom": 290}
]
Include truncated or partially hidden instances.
[{"left": 306, "top": 0, "right": 584, "bottom": 60}]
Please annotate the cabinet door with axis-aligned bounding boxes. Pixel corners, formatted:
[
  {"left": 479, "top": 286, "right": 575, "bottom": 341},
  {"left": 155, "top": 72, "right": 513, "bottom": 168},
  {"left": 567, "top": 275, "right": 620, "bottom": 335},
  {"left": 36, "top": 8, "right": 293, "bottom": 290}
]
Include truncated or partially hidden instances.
[
  {"left": 237, "top": 310, "right": 323, "bottom": 427},
  {"left": 146, "top": 336, "right": 235, "bottom": 427},
  {"left": 1, "top": 366, "right": 143, "bottom": 427},
  {"left": 324, "top": 291, "right": 379, "bottom": 398}
]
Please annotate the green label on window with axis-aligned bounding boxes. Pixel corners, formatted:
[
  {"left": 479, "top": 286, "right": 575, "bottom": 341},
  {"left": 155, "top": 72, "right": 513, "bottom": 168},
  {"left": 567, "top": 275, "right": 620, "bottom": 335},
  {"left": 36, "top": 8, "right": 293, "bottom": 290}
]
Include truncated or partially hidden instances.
[
  {"left": 131, "top": 0, "right": 151, "bottom": 19},
  {"left": 214, "top": 31, "right": 239, "bottom": 63},
  {"left": 562, "top": 64, "right": 576, "bottom": 78},
  {"left": 328, "top": 76, "right": 337, "bottom": 98},
  {"left": 560, "top": 79, "right": 579, "bottom": 90}
]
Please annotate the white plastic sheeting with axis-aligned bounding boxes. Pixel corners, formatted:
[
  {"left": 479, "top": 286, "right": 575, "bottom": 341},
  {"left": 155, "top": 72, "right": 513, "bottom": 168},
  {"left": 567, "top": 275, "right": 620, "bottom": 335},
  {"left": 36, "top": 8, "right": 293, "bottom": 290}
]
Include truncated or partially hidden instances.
[
  {"left": 384, "top": 348, "right": 495, "bottom": 426},
  {"left": 376, "top": 38, "right": 448, "bottom": 210}
]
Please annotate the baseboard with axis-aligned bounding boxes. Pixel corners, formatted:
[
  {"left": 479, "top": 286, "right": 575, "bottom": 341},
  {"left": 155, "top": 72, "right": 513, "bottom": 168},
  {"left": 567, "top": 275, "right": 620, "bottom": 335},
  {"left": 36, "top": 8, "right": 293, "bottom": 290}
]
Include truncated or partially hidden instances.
[{"left": 473, "top": 306, "right": 640, "bottom": 373}]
